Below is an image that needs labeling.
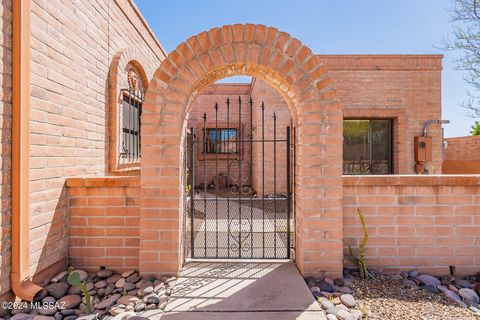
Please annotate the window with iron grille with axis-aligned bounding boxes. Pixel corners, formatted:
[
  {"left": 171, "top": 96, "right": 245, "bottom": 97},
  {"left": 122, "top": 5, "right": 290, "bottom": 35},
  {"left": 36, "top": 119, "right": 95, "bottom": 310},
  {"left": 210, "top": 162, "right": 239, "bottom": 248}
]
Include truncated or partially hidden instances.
[
  {"left": 204, "top": 128, "right": 238, "bottom": 154},
  {"left": 343, "top": 119, "right": 393, "bottom": 174},
  {"left": 121, "top": 89, "right": 143, "bottom": 160}
]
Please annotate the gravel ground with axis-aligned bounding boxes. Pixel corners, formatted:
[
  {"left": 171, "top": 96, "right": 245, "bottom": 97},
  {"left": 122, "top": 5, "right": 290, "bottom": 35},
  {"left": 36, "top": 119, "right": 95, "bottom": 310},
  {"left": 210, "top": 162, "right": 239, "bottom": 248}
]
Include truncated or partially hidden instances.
[{"left": 351, "top": 277, "right": 478, "bottom": 320}]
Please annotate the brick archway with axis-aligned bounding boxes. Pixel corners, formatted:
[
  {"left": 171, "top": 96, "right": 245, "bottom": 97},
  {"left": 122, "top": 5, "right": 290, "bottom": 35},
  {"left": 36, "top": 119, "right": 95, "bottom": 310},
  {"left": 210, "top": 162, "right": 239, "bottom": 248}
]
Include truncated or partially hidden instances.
[{"left": 141, "top": 24, "right": 343, "bottom": 277}]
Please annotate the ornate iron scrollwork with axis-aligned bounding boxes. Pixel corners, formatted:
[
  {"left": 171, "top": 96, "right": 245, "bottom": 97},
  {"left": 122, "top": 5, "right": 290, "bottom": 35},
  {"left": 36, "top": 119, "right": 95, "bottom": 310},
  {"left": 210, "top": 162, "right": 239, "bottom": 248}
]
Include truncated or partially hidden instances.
[{"left": 186, "top": 95, "right": 292, "bottom": 259}]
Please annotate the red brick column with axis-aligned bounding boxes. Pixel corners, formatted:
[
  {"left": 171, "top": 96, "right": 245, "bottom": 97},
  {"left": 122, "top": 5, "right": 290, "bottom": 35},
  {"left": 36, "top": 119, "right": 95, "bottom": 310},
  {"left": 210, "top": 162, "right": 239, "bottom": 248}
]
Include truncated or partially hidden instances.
[{"left": 141, "top": 24, "right": 344, "bottom": 277}]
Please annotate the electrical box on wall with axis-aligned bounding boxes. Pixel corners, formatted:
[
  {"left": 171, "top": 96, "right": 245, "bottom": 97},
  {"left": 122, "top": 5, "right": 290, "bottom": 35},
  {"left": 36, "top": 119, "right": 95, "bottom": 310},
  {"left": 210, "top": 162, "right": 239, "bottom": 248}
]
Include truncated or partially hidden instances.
[{"left": 414, "top": 136, "right": 432, "bottom": 162}]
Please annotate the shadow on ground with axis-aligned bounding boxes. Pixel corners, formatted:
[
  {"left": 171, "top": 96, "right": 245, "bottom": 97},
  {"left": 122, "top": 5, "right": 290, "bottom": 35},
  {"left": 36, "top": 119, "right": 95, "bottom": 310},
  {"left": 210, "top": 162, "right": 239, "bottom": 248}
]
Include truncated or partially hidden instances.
[{"left": 152, "top": 261, "right": 324, "bottom": 320}]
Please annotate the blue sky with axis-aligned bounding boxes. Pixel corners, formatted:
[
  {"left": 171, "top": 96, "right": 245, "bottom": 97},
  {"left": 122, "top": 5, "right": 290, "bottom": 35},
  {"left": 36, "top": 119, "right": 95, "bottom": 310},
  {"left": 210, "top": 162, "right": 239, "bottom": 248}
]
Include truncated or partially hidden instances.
[{"left": 135, "top": 0, "right": 475, "bottom": 137}]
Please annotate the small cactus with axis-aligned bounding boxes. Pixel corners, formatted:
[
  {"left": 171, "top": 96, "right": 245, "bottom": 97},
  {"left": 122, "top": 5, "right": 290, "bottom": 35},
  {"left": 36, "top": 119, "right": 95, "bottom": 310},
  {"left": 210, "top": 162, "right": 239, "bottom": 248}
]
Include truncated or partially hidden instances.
[
  {"left": 346, "top": 208, "right": 376, "bottom": 279},
  {"left": 68, "top": 268, "right": 92, "bottom": 314}
]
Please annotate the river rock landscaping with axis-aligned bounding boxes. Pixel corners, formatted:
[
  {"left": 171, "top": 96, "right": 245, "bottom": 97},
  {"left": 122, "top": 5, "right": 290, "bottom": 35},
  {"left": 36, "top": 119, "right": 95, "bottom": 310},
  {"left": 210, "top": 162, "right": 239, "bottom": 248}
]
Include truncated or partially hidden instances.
[
  {"left": 0, "top": 268, "right": 176, "bottom": 320},
  {"left": 306, "top": 269, "right": 480, "bottom": 320}
]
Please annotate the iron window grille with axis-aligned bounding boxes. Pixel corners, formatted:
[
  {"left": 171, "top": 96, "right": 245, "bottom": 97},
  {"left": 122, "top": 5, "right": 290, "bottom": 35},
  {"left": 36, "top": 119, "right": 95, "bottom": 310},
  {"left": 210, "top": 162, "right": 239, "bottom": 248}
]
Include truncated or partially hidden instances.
[
  {"left": 204, "top": 128, "right": 238, "bottom": 154},
  {"left": 121, "top": 89, "right": 143, "bottom": 161},
  {"left": 343, "top": 119, "right": 393, "bottom": 174}
]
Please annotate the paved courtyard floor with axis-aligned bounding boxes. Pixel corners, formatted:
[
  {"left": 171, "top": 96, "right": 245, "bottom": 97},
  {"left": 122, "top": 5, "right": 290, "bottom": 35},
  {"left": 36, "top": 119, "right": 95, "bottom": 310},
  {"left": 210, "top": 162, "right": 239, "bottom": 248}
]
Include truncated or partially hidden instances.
[
  {"left": 157, "top": 261, "right": 326, "bottom": 319},
  {"left": 188, "top": 191, "right": 291, "bottom": 259}
]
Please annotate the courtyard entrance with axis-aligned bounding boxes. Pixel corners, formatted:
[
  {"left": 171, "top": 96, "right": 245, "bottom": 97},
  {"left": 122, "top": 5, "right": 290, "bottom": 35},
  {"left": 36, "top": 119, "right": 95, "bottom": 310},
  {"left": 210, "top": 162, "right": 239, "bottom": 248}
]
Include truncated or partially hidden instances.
[
  {"left": 140, "top": 24, "right": 344, "bottom": 277},
  {"left": 185, "top": 96, "right": 293, "bottom": 259}
]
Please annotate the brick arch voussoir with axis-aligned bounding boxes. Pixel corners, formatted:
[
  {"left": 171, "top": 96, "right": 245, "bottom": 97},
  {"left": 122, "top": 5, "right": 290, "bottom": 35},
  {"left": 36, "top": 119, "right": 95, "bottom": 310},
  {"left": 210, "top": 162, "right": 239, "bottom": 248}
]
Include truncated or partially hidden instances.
[
  {"left": 115, "top": 47, "right": 150, "bottom": 90},
  {"left": 140, "top": 24, "right": 344, "bottom": 277},
  {"left": 149, "top": 25, "right": 340, "bottom": 129},
  {"left": 142, "top": 88, "right": 166, "bottom": 120}
]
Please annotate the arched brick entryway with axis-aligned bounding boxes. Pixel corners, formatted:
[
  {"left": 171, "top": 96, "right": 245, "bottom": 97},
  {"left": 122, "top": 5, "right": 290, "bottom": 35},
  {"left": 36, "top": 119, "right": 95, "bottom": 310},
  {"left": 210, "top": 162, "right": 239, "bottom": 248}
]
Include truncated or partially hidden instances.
[{"left": 140, "top": 24, "right": 344, "bottom": 277}]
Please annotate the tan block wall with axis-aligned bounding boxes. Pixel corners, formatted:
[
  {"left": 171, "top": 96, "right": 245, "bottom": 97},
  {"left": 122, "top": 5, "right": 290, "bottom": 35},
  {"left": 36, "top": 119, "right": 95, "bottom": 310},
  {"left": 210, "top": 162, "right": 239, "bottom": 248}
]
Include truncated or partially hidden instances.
[
  {"left": 443, "top": 136, "right": 480, "bottom": 173},
  {"left": 0, "top": 0, "right": 12, "bottom": 298},
  {"left": 320, "top": 55, "right": 443, "bottom": 174},
  {"left": 29, "top": 0, "right": 164, "bottom": 280},
  {"left": 67, "top": 177, "right": 140, "bottom": 272},
  {"left": 344, "top": 175, "right": 480, "bottom": 275}
]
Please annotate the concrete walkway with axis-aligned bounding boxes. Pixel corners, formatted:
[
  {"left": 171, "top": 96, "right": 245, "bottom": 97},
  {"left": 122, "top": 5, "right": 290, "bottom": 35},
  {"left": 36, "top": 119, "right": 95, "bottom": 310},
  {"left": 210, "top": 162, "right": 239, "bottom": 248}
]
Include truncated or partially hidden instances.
[{"left": 159, "top": 261, "right": 326, "bottom": 320}]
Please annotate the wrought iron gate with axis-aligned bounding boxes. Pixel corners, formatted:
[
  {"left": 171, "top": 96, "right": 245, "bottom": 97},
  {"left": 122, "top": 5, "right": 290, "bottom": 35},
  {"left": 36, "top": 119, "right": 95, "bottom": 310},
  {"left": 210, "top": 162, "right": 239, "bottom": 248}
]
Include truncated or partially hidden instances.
[{"left": 185, "top": 97, "right": 293, "bottom": 259}]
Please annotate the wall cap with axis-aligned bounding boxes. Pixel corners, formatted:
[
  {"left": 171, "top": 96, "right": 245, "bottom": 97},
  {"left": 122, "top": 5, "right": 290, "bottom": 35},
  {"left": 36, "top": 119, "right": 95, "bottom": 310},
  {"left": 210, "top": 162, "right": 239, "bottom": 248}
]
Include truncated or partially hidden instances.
[
  {"left": 65, "top": 176, "right": 140, "bottom": 187},
  {"left": 318, "top": 54, "right": 443, "bottom": 70},
  {"left": 445, "top": 135, "right": 480, "bottom": 141},
  {"left": 343, "top": 174, "right": 480, "bottom": 186}
]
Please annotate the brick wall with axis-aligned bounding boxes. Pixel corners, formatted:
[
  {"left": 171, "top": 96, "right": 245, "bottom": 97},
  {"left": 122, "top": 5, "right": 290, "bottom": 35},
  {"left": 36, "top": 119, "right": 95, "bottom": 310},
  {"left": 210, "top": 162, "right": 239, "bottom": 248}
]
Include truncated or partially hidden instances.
[
  {"left": 28, "top": 0, "right": 165, "bottom": 279},
  {"left": 320, "top": 55, "right": 443, "bottom": 174},
  {"left": 443, "top": 136, "right": 480, "bottom": 173},
  {"left": 0, "top": 8, "right": 451, "bottom": 296},
  {"left": 343, "top": 175, "right": 480, "bottom": 275},
  {"left": 187, "top": 80, "right": 292, "bottom": 195},
  {"left": 67, "top": 177, "right": 140, "bottom": 272},
  {"left": 65, "top": 174, "right": 480, "bottom": 277},
  {"left": 187, "top": 55, "right": 444, "bottom": 184},
  {"left": 188, "top": 84, "right": 252, "bottom": 189},
  {"left": 185, "top": 57, "right": 443, "bottom": 191},
  {"left": 445, "top": 136, "right": 480, "bottom": 160},
  {"left": 140, "top": 24, "right": 345, "bottom": 276},
  {"left": 0, "top": 0, "right": 12, "bottom": 298},
  {"left": 250, "top": 79, "right": 291, "bottom": 195}
]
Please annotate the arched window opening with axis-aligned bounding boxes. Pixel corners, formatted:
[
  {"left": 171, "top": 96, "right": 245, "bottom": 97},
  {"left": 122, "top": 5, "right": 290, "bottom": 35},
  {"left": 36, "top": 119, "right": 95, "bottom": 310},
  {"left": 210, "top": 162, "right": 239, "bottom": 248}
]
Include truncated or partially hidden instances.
[{"left": 120, "top": 66, "right": 144, "bottom": 162}]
